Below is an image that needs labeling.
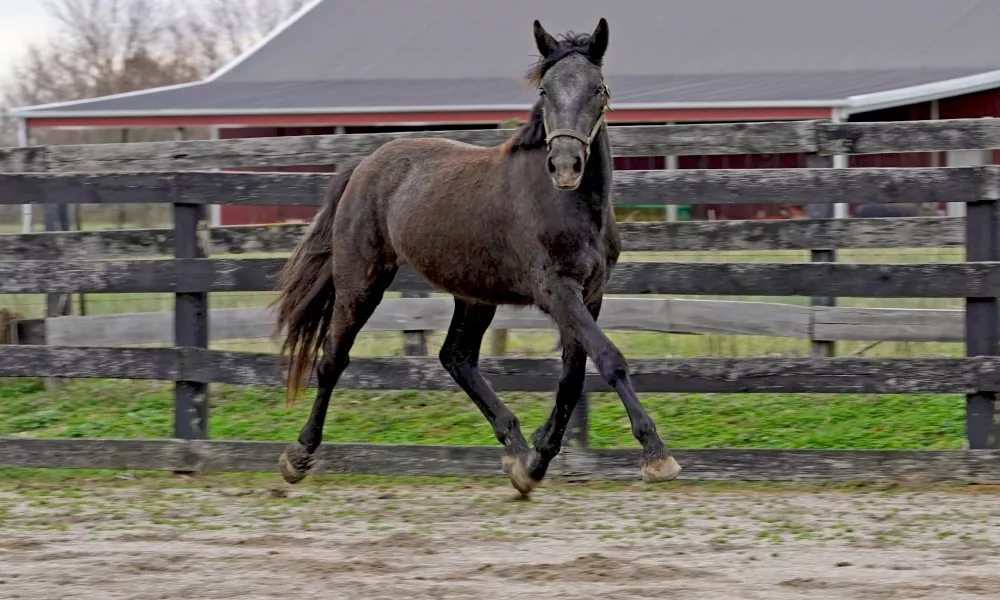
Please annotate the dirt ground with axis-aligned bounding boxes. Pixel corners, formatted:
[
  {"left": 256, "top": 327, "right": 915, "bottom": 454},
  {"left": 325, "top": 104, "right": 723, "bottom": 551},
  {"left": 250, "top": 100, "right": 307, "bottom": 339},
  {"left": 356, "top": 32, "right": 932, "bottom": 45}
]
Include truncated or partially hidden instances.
[{"left": 2, "top": 476, "right": 1000, "bottom": 600}]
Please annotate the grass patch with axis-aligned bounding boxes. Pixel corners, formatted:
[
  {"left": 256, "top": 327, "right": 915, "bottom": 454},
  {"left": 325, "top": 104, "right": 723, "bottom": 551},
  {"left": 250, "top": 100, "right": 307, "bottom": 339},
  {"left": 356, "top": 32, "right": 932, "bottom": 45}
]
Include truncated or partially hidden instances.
[
  {"left": 0, "top": 240, "right": 971, "bottom": 458},
  {"left": 0, "top": 378, "right": 965, "bottom": 449}
]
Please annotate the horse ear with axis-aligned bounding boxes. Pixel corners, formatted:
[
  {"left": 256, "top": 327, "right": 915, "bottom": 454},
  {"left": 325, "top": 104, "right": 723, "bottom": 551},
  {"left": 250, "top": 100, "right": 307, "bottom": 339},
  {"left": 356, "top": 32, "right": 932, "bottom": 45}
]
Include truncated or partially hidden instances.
[
  {"left": 533, "top": 20, "right": 559, "bottom": 57},
  {"left": 589, "top": 18, "right": 609, "bottom": 61}
]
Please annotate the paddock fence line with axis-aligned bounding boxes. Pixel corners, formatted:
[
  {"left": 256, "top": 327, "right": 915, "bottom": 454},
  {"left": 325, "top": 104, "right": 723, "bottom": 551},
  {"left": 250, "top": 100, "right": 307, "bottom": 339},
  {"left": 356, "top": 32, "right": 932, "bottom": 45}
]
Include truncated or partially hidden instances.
[{"left": 1, "top": 117, "right": 999, "bottom": 481}]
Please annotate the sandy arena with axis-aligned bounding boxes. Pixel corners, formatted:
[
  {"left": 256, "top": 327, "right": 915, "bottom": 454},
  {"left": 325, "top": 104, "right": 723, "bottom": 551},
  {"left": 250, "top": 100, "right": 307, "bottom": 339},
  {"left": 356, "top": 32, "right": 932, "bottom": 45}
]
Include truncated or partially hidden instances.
[{"left": 2, "top": 477, "right": 1000, "bottom": 599}]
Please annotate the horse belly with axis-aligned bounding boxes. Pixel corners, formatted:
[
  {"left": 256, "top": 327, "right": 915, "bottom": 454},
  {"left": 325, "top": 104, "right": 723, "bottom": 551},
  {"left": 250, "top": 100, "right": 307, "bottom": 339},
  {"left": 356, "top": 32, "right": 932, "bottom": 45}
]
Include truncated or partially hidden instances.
[{"left": 405, "top": 257, "right": 535, "bottom": 305}]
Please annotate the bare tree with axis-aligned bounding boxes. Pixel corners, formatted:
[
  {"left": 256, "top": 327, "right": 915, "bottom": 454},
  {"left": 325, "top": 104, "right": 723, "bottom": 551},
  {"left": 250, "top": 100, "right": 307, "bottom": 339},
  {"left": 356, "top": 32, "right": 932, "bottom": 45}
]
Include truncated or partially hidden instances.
[
  {"left": 180, "top": 0, "right": 309, "bottom": 72},
  {"left": 8, "top": 0, "right": 190, "bottom": 109},
  {"left": 5, "top": 0, "right": 307, "bottom": 115},
  {"left": 0, "top": 0, "right": 307, "bottom": 228}
]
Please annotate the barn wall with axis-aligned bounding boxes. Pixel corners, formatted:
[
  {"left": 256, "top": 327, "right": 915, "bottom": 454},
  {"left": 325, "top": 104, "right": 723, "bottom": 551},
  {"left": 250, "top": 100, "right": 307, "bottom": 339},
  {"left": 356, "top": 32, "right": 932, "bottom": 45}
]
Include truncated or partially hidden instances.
[
  {"left": 217, "top": 123, "right": 807, "bottom": 224},
  {"left": 218, "top": 124, "right": 499, "bottom": 226},
  {"left": 215, "top": 90, "right": 1000, "bottom": 226},
  {"left": 677, "top": 153, "right": 806, "bottom": 220},
  {"left": 847, "top": 91, "right": 1000, "bottom": 167},
  {"left": 218, "top": 126, "right": 338, "bottom": 225},
  {"left": 937, "top": 88, "right": 1000, "bottom": 164},
  {"left": 847, "top": 101, "right": 937, "bottom": 169},
  {"left": 843, "top": 89, "right": 1000, "bottom": 216}
]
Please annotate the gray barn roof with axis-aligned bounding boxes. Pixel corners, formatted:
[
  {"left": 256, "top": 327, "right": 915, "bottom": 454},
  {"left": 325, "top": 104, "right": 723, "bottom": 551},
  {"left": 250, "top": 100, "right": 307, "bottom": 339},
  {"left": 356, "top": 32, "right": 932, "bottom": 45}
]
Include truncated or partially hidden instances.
[{"left": 13, "top": 0, "right": 1000, "bottom": 117}]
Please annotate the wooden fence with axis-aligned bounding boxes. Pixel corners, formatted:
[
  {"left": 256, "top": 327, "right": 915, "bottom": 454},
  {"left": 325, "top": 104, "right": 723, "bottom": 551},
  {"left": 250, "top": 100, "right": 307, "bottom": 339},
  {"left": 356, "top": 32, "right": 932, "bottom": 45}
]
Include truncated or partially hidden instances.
[
  {"left": 2, "top": 117, "right": 1000, "bottom": 482},
  {"left": 2, "top": 296, "right": 969, "bottom": 348}
]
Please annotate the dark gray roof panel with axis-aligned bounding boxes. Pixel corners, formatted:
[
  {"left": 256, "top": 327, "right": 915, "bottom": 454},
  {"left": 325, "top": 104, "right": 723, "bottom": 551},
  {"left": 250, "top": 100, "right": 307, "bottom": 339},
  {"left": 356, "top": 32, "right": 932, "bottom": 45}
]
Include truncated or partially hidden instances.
[
  {"left": 219, "top": 0, "right": 1000, "bottom": 82},
  {"left": 19, "top": 0, "right": 1000, "bottom": 113},
  {"left": 31, "top": 69, "right": 990, "bottom": 113}
]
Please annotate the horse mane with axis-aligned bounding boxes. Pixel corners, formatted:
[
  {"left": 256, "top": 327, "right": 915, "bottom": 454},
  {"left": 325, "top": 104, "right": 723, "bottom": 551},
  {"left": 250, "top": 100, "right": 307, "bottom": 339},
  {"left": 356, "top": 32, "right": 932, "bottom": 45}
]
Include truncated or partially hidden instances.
[
  {"left": 506, "top": 100, "right": 546, "bottom": 152},
  {"left": 507, "top": 31, "right": 603, "bottom": 153}
]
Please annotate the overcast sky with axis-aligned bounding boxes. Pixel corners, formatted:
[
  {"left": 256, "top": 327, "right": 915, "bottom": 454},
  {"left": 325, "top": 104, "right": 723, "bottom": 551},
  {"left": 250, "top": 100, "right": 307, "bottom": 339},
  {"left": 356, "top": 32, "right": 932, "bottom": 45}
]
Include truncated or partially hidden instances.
[
  {"left": 0, "top": 0, "right": 281, "bottom": 86},
  {"left": 0, "top": 2, "right": 52, "bottom": 83}
]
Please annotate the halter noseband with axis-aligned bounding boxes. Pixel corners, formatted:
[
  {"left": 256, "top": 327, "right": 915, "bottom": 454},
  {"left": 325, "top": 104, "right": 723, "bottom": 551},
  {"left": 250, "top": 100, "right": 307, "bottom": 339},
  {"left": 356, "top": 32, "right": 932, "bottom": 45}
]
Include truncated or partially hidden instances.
[{"left": 542, "top": 84, "right": 613, "bottom": 160}]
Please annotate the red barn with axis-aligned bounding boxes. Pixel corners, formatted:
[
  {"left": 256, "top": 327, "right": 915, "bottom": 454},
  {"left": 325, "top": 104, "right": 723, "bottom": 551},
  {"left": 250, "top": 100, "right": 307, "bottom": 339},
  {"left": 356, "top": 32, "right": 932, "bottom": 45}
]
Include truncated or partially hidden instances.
[{"left": 11, "top": 0, "right": 1000, "bottom": 222}]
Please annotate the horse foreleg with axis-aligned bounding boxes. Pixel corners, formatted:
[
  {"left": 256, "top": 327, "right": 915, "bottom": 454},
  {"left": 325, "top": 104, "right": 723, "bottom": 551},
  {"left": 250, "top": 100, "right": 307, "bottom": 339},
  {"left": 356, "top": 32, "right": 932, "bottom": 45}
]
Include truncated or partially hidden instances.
[
  {"left": 440, "top": 298, "right": 535, "bottom": 494},
  {"left": 542, "top": 279, "right": 681, "bottom": 483},
  {"left": 529, "top": 297, "right": 600, "bottom": 474}
]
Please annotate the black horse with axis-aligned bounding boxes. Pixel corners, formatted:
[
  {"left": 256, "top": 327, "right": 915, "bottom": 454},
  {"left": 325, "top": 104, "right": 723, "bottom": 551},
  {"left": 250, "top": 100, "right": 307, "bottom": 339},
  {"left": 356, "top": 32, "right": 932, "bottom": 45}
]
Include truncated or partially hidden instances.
[{"left": 272, "top": 18, "right": 681, "bottom": 495}]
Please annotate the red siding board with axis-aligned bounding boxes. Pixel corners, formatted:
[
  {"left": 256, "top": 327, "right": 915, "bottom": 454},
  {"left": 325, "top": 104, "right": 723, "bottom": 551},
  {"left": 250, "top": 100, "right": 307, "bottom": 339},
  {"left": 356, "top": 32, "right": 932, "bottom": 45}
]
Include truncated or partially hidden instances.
[
  {"left": 938, "top": 88, "right": 1000, "bottom": 119},
  {"left": 939, "top": 88, "right": 1000, "bottom": 167},
  {"left": 674, "top": 153, "right": 806, "bottom": 220},
  {"left": 842, "top": 90, "right": 1000, "bottom": 215},
  {"left": 614, "top": 156, "right": 666, "bottom": 170},
  {"left": 219, "top": 126, "right": 336, "bottom": 225},
  {"left": 214, "top": 90, "right": 1000, "bottom": 226}
]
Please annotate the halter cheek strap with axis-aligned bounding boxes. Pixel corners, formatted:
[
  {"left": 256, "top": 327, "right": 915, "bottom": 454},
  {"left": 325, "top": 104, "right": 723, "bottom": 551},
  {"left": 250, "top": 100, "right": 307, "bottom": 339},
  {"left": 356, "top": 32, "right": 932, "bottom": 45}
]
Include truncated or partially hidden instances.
[{"left": 542, "top": 84, "right": 613, "bottom": 160}]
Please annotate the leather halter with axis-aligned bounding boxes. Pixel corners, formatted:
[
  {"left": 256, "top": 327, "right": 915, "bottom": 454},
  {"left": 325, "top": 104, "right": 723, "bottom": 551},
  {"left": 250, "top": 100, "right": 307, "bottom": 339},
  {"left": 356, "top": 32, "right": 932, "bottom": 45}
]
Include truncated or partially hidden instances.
[{"left": 541, "top": 84, "right": 613, "bottom": 160}]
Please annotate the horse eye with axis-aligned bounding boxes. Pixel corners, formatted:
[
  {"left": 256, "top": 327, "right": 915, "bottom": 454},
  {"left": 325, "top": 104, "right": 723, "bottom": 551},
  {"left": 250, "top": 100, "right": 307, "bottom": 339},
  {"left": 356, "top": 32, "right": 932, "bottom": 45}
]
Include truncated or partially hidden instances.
[
  {"left": 539, "top": 88, "right": 547, "bottom": 97},
  {"left": 595, "top": 86, "right": 605, "bottom": 95}
]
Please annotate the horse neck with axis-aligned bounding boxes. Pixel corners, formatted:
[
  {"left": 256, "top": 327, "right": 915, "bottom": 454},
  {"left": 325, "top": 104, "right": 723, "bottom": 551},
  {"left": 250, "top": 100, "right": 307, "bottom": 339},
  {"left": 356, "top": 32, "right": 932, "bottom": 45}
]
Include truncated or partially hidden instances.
[
  {"left": 504, "top": 125, "right": 613, "bottom": 218},
  {"left": 573, "top": 126, "right": 614, "bottom": 215}
]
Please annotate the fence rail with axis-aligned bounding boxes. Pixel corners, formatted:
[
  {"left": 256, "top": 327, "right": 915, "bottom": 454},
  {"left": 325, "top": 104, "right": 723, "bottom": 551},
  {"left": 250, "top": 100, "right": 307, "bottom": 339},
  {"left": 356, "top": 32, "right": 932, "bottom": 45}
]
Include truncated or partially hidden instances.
[
  {"left": 2, "top": 347, "right": 1000, "bottom": 393},
  {"left": 0, "top": 217, "right": 967, "bottom": 260},
  {"left": 3, "top": 117, "right": 1000, "bottom": 173},
  {"left": 1, "top": 166, "right": 995, "bottom": 207},
  {"left": 2, "top": 438, "right": 999, "bottom": 482},
  {"left": 2, "top": 116, "right": 1000, "bottom": 480},
  {"left": 12, "top": 299, "right": 964, "bottom": 347},
  {"left": 2, "top": 259, "right": 997, "bottom": 297}
]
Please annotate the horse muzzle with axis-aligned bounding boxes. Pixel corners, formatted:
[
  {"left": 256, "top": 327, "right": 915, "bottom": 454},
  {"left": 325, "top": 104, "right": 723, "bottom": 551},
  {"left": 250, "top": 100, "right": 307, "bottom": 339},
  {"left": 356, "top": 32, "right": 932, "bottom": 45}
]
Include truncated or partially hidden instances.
[{"left": 546, "top": 142, "right": 585, "bottom": 190}]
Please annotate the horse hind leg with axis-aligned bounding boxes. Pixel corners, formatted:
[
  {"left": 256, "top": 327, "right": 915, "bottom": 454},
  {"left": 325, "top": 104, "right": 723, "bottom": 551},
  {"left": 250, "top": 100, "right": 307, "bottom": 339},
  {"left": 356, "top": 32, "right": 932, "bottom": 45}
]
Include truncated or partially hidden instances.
[{"left": 278, "top": 271, "right": 395, "bottom": 484}]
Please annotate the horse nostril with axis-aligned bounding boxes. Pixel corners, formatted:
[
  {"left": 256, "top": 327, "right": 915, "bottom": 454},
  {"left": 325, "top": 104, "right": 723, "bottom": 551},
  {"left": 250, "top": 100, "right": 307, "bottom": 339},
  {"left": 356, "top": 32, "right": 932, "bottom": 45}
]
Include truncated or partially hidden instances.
[
  {"left": 547, "top": 156, "right": 557, "bottom": 174},
  {"left": 572, "top": 156, "right": 583, "bottom": 173}
]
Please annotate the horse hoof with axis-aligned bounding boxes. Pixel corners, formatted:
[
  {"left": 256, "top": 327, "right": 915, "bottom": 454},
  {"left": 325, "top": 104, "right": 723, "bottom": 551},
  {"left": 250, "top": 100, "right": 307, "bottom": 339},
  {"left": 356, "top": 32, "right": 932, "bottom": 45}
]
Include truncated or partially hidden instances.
[
  {"left": 642, "top": 455, "right": 682, "bottom": 483},
  {"left": 278, "top": 443, "right": 313, "bottom": 485},
  {"left": 500, "top": 454, "right": 516, "bottom": 476},
  {"left": 508, "top": 452, "right": 542, "bottom": 496}
]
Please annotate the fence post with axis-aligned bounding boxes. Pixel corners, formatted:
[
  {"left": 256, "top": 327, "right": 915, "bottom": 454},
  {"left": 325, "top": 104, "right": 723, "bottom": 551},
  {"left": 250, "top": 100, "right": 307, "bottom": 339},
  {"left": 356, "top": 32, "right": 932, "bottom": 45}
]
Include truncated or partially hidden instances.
[
  {"left": 965, "top": 165, "right": 1000, "bottom": 449},
  {"left": 174, "top": 203, "right": 209, "bottom": 440},
  {"left": 401, "top": 291, "right": 429, "bottom": 355},
  {"left": 805, "top": 153, "right": 836, "bottom": 357},
  {"left": 16, "top": 119, "right": 32, "bottom": 233},
  {"left": 489, "top": 329, "right": 509, "bottom": 356},
  {"left": 22, "top": 123, "right": 71, "bottom": 390},
  {"left": 43, "top": 204, "right": 72, "bottom": 319}
]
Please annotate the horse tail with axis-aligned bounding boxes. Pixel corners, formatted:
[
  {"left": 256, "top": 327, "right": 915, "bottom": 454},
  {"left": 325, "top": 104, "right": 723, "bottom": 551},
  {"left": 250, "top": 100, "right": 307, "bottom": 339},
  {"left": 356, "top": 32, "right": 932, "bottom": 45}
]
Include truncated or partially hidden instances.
[{"left": 272, "top": 162, "right": 358, "bottom": 405}]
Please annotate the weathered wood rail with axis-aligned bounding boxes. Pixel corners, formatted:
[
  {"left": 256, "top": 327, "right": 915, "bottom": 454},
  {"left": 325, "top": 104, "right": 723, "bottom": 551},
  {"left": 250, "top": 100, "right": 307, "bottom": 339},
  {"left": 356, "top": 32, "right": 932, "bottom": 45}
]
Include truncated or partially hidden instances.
[
  {"left": 3, "top": 117, "right": 1000, "bottom": 172},
  {"left": 5, "top": 348, "right": 1000, "bottom": 393},
  {"left": 0, "top": 216, "right": 966, "bottom": 260},
  {"left": 3, "top": 258, "right": 998, "bottom": 297},
  {"left": 2, "top": 117, "right": 999, "bottom": 481},
  {"left": 1, "top": 166, "right": 996, "bottom": 207},
  {"left": 3, "top": 438, "right": 1000, "bottom": 482},
  {"left": 12, "top": 299, "right": 965, "bottom": 348}
]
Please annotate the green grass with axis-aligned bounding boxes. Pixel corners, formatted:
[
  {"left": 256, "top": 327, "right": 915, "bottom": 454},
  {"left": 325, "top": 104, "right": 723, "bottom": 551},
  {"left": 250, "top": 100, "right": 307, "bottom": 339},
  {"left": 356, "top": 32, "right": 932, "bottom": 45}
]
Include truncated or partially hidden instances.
[
  {"left": 0, "top": 378, "right": 966, "bottom": 450},
  {"left": 0, "top": 231, "right": 972, "bottom": 453}
]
